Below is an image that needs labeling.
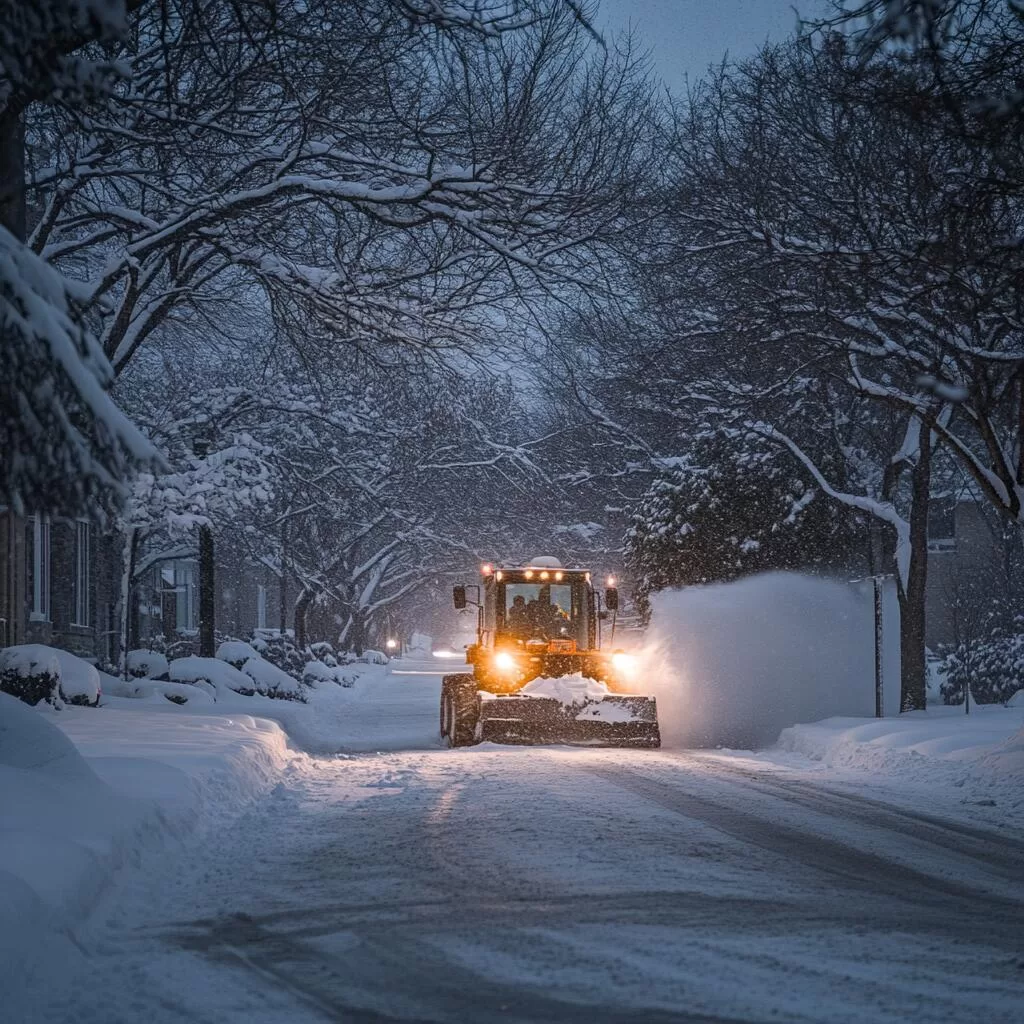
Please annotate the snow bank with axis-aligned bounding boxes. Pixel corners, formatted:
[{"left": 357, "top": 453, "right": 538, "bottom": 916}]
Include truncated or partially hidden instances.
[
  {"left": 0, "top": 693, "right": 292, "bottom": 1010},
  {"left": 643, "top": 572, "right": 894, "bottom": 748},
  {"left": 519, "top": 674, "right": 610, "bottom": 704},
  {"left": 777, "top": 706, "right": 1024, "bottom": 813}
]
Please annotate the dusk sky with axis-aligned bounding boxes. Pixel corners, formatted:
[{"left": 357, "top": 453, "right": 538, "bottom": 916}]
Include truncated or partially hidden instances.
[{"left": 598, "top": 0, "right": 832, "bottom": 90}]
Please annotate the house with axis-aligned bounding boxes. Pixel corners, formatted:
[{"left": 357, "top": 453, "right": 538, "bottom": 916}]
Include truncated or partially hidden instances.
[
  {"left": 925, "top": 494, "right": 1022, "bottom": 648},
  {"left": 130, "top": 533, "right": 284, "bottom": 648},
  {"left": 0, "top": 509, "right": 119, "bottom": 663},
  {"left": 1, "top": 510, "right": 286, "bottom": 662}
]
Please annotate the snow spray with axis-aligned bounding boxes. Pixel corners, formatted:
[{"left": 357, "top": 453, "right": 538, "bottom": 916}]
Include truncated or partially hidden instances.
[{"left": 640, "top": 572, "right": 875, "bottom": 749}]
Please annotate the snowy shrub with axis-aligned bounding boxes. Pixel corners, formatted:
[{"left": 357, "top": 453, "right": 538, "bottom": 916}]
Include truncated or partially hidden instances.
[
  {"left": 126, "top": 649, "right": 170, "bottom": 680},
  {"left": 169, "top": 656, "right": 254, "bottom": 697},
  {"left": 143, "top": 633, "right": 199, "bottom": 661},
  {"left": 52, "top": 650, "right": 102, "bottom": 706},
  {"left": 360, "top": 649, "right": 388, "bottom": 666},
  {"left": 939, "top": 632, "right": 1024, "bottom": 705},
  {"left": 309, "top": 642, "right": 337, "bottom": 667},
  {"left": 302, "top": 660, "right": 357, "bottom": 688},
  {"left": 0, "top": 645, "right": 62, "bottom": 707},
  {"left": 241, "top": 657, "right": 306, "bottom": 701},
  {"left": 249, "top": 632, "right": 306, "bottom": 681},
  {"left": 215, "top": 640, "right": 260, "bottom": 669}
]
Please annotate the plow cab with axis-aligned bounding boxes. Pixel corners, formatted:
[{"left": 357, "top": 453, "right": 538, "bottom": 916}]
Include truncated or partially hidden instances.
[{"left": 440, "top": 557, "right": 660, "bottom": 748}]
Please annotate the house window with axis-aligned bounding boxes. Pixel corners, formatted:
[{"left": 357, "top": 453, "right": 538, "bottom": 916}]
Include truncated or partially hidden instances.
[
  {"left": 72, "top": 520, "right": 90, "bottom": 626},
  {"left": 257, "top": 584, "right": 267, "bottom": 629},
  {"left": 26, "top": 515, "right": 51, "bottom": 621},
  {"left": 160, "top": 560, "right": 198, "bottom": 632},
  {"left": 927, "top": 499, "right": 957, "bottom": 553}
]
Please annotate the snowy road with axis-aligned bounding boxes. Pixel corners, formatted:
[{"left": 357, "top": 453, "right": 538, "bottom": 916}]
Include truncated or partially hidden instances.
[{"left": 39, "top": 661, "right": 1024, "bottom": 1023}]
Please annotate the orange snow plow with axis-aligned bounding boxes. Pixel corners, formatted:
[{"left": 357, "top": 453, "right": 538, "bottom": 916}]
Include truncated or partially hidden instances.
[{"left": 439, "top": 558, "right": 660, "bottom": 748}]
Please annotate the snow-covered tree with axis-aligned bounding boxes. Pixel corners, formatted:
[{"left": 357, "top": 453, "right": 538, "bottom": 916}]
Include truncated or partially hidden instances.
[
  {"left": 2, "top": 0, "right": 155, "bottom": 516},
  {"left": 624, "top": 429, "right": 870, "bottom": 620}
]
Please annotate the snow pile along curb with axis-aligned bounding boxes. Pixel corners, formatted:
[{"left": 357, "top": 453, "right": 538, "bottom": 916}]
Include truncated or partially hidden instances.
[
  {"left": 0, "top": 694, "right": 293, "bottom": 1008},
  {"left": 777, "top": 706, "right": 1024, "bottom": 812}
]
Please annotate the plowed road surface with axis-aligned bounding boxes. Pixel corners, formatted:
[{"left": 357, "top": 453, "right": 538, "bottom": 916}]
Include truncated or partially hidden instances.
[{"left": 36, "top": 661, "right": 1024, "bottom": 1023}]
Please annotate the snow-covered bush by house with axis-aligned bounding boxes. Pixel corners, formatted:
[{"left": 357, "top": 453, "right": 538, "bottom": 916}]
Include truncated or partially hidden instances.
[
  {"left": 169, "top": 656, "right": 254, "bottom": 697},
  {"left": 126, "top": 649, "right": 170, "bottom": 680},
  {"left": 240, "top": 657, "right": 305, "bottom": 701},
  {"left": 0, "top": 645, "right": 104, "bottom": 707},
  {"left": 51, "top": 649, "right": 102, "bottom": 706},
  {"left": 309, "top": 641, "right": 338, "bottom": 667},
  {"left": 0, "top": 645, "right": 62, "bottom": 706},
  {"left": 302, "top": 660, "right": 357, "bottom": 688},
  {"left": 215, "top": 640, "right": 260, "bottom": 669},
  {"left": 250, "top": 631, "right": 307, "bottom": 680},
  {"left": 360, "top": 649, "right": 388, "bottom": 666},
  {"left": 940, "top": 632, "right": 1024, "bottom": 705}
]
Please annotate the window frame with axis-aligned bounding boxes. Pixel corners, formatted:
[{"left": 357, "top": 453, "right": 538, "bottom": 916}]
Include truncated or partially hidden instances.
[
  {"left": 71, "top": 519, "right": 91, "bottom": 627},
  {"left": 28, "top": 514, "right": 51, "bottom": 622}
]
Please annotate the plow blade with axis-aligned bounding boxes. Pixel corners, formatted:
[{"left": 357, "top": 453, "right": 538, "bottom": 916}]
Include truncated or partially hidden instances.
[{"left": 478, "top": 694, "right": 660, "bottom": 748}]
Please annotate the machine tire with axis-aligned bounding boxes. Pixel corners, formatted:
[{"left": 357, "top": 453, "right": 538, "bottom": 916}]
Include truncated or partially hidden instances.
[{"left": 441, "top": 673, "right": 479, "bottom": 747}]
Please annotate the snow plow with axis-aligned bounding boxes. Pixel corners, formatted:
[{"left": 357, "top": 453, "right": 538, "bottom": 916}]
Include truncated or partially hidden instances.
[{"left": 440, "top": 558, "right": 660, "bottom": 748}]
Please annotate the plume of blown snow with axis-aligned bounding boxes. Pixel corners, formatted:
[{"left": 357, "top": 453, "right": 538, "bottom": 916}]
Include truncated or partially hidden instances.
[{"left": 641, "top": 572, "right": 877, "bottom": 749}]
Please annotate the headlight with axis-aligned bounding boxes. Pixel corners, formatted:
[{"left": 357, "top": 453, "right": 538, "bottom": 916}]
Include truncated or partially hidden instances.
[
  {"left": 611, "top": 652, "right": 636, "bottom": 675},
  {"left": 494, "top": 651, "right": 518, "bottom": 672}
]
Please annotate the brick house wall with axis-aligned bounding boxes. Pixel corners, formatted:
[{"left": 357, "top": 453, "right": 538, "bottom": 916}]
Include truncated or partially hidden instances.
[
  {"left": 925, "top": 499, "right": 1021, "bottom": 648},
  {"left": 0, "top": 510, "right": 120, "bottom": 664}
]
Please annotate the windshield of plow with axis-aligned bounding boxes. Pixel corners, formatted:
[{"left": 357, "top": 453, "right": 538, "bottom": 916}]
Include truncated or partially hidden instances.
[{"left": 501, "top": 582, "right": 586, "bottom": 645}]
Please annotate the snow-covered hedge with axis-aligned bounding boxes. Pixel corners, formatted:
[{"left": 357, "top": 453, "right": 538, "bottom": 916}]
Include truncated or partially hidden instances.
[
  {"left": 126, "top": 649, "right": 170, "bottom": 680},
  {"left": 308, "top": 641, "right": 338, "bottom": 667},
  {"left": 0, "top": 645, "right": 61, "bottom": 706},
  {"left": 302, "top": 660, "right": 357, "bottom": 688},
  {"left": 169, "top": 656, "right": 254, "bottom": 697},
  {"left": 0, "top": 645, "right": 102, "bottom": 707},
  {"left": 240, "top": 657, "right": 305, "bottom": 701},
  {"left": 251, "top": 631, "right": 307, "bottom": 680},
  {"left": 216, "top": 640, "right": 260, "bottom": 669},
  {"left": 939, "top": 632, "right": 1024, "bottom": 705},
  {"left": 51, "top": 649, "right": 102, "bottom": 706}
]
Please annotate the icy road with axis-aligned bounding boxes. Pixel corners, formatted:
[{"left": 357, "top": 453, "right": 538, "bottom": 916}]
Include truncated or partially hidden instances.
[{"left": 42, "top": 661, "right": 1024, "bottom": 1024}]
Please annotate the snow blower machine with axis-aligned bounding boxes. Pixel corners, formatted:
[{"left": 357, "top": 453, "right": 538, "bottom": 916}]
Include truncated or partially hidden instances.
[{"left": 439, "top": 558, "right": 660, "bottom": 748}]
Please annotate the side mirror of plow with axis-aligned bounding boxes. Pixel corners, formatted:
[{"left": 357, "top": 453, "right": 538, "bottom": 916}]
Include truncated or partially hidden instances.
[
  {"left": 605, "top": 587, "right": 619, "bottom": 611},
  {"left": 453, "top": 585, "right": 467, "bottom": 610}
]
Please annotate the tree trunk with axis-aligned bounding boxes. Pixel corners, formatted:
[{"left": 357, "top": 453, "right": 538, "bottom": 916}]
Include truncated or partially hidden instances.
[
  {"left": 0, "top": 108, "right": 25, "bottom": 238},
  {"left": 279, "top": 527, "right": 288, "bottom": 634},
  {"left": 897, "top": 422, "right": 932, "bottom": 712},
  {"left": 351, "top": 612, "right": 365, "bottom": 657},
  {"left": 118, "top": 527, "right": 139, "bottom": 680},
  {"left": 294, "top": 586, "right": 312, "bottom": 650},
  {"left": 198, "top": 524, "right": 215, "bottom": 657}
]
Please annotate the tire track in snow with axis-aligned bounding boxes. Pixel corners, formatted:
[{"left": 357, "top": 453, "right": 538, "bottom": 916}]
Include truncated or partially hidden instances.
[
  {"left": 583, "top": 762, "right": 1023, "bottom": 944},
  {"left": 664, "top": 751, "right": 1024, "bottom": 878}
]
